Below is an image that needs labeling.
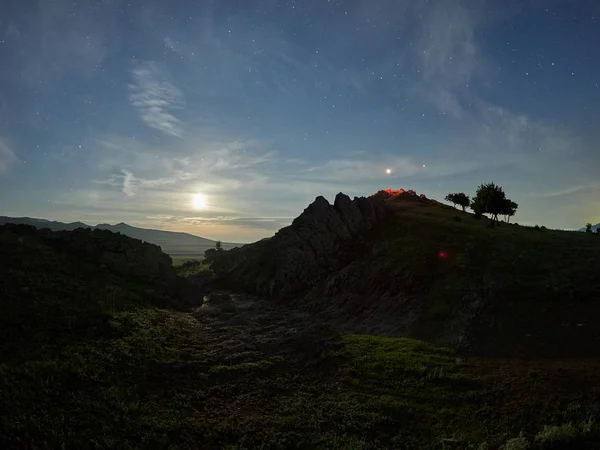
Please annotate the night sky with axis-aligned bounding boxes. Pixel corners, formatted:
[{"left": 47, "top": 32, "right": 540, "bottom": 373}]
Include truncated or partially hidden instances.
[{"left": 1, "top": 1, "right": 599, "bottom": 242}]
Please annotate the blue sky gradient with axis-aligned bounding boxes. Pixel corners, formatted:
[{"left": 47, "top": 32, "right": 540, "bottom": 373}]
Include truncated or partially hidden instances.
[{"left": 1, "top": 0, "right": 599, "bottom": 242}]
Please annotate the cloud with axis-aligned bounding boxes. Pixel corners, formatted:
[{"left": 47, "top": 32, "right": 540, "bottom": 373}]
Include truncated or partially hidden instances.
[
  {"left": 304, "top": 157, "right": 422, "bottom": 183},
  {"left": 129, "top": 62, "right": 185, "bottom": 138},
  {"left": 163, "top": 37, "right": 180, "bottom": 54},
  {"left": 414, "top": 1, "right": 479, "bottom": 117},
  {"left": 481, "top": 105, "right": 578, "bottom": 158},
  {"left": 0, "top": 138, "right": 18, "bottom": 174},
  {"left": 6, "top": 0, "right": 116, "bottom": 86},
  {"left": 525, "top": 183, "right": 600, "bottom": 199},
  {"left": 91, "top": 135, "right": 282, "bottom": 214},
  {"left": 121, "top": 170, "right": 136, "bottom": 196},
  {"left": 148, "top": 214, "right": 293, "bottom": 231}
]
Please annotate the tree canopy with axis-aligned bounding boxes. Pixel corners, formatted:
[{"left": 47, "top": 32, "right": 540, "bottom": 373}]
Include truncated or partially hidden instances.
[
  {"left": 499, "top": 199, "right": 519, "bottom": 223},
  {"left": 445, "top": 193, "right": 470, "bottom": 212},
  {"left": 470, "top": 182, "right": 513, "bottom": 226}
]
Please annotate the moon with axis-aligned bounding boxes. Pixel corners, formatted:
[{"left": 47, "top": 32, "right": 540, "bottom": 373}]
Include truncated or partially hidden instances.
[
  {"left": 385, "top": 168, "right": 392, "bottom": 174},
  {"left": 192, "top": 193, "right": 206, "bottom": 209}
]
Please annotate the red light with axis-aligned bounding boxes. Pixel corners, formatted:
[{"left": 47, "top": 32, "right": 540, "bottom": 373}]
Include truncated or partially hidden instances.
[{"left": 438, "top": 251, "right": 449, "bottom": 259}]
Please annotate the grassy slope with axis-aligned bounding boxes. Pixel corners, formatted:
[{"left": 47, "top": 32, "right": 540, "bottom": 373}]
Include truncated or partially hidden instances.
[
  {"left": 363, "top": 199, "right": 600, "bottom": 353},
  {"left": 3, "top": 206, "right": 600, "bottom": 448}
]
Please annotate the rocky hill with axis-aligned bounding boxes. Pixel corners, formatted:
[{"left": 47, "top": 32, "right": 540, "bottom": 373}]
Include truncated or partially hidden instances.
[
  {"left": 206, "top": 188, "right": 600, "bottom": 358},
  {"left": 205, "top": 192, "right": 390, "bottom": 299}
]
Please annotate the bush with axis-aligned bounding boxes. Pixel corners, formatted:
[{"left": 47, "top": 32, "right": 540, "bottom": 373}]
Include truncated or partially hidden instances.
[
  {"left": 534, "top": 422, "right": 584, "bottom": 448},
  {"left": 504, "top": 433, "right": 530, "bottom": 450},
  {"left": 534, "top": 225, "right": 540, "bottom": 231}
]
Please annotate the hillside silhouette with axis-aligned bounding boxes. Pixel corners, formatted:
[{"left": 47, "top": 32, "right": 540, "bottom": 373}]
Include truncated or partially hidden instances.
[
  {"left": 3, "top": 189, "right": 600, "bottom": 449},
  {"left": 0, "top": 216, "right": 242, "bottom": 263}
]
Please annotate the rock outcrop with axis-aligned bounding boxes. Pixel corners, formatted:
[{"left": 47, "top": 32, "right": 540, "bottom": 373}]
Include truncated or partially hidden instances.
[{"left": 205, "top": 192, "right": 390, "bottom": 300}]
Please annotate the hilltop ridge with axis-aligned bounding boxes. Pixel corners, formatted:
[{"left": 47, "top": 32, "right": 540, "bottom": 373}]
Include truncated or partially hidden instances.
[
  {"left": 206, "top": 191, "right": 390, "bottom": 299},
  {"left": 206, "top": 188, "right": 600, "bottom": 357}
]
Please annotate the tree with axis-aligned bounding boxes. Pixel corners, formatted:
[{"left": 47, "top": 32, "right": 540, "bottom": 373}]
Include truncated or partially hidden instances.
[
  {"left": 445, "top": 192, "right": 471, "bottom": 212},
  {"left": 499, "top": 199, "right": 518, "bottom": 223},
  {"left": 506, "top": 200, "right": 518, "bottom": 223},
  {"left": 585, "top": 223, "right": 593, "bottom": 233},
  {"left": 471, "top": 182, "right": 507, "bottom": 226},
  {"left": 215, "top": 240, "right": 223, "bottom": 251},
  {"left": 470, "top": 198, "right": 485, "bottom": 219}
]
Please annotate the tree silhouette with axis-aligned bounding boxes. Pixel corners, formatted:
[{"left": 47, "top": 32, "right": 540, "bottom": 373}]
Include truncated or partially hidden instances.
[
  {"left": 215, "top": 240, "right": 223, "bottom": 251},
  {"left": 445, "top": 193, "right": 470, "bottom": 212},
  {"left": 470, "top": 198, "right": 485, "bottom": 219},
  {"left": 507, "top": 200, "right": 518, "bottom": 223},
  {"left": 499, "top": 199, "right": 519, "bottom": 223},
  {"left": 585, "top": 223, "right": 593, "bottom": 233},
  {"left": 472, "top": 182, "right": 507, "bottom": 226}
]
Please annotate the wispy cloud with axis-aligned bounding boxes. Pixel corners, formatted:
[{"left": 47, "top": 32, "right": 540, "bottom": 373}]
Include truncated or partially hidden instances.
[
  {"left": 121, "top": 170, "right": 136, "bottom": 196},
  {"left": 129, "top": 62, "right": 185, "bottom": 138},
  {"left": 92, "top": 135, "right": 281, "bottom": 209},
  {"left": 6, "top": 0, "right": 115, "bottom": 86},
  {"left": 415, "top": 1, "right": 479, "bottom": 117},
  {"left": 148, "top": 214, "right": 293, "bottom": 231},
  {"left": 163, "top": 37, "right": 180, "bottom": 54},
  {"left": 525, "top": 183, "right": 600, "bottom": 199},
  {"left": 305, "top": 156, "right": 422, "bottom": 183},
  {"left": 0, "top": 138, "right": 18, "bottom": 175},
  {"left": 481, "top": 105, "right": 577, "bottom": 158}
]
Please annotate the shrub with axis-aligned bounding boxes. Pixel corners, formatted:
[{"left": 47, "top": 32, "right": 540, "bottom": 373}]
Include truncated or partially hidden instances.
[
  {"left": 534, "top": 422, "right": 583, "bottom": 448},
  {"left": 504, "top": 432, "right": 530, "bottom": 450},
  {"left": 534, "top": 225, "right": 540, "bottom": 231}
]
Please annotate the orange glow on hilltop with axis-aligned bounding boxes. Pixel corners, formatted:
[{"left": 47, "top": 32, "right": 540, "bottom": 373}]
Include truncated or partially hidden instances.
[
  {"left": 382, "top": 188, "right": 408, "bottom": 196},
  {"left": 377, "top": 188, "right": 420, "bottom": 197}
]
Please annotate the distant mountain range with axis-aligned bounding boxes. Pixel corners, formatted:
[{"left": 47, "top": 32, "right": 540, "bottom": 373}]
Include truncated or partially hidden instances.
[{"left": 0, "top": 216, "right": 243, "bottom": 261}]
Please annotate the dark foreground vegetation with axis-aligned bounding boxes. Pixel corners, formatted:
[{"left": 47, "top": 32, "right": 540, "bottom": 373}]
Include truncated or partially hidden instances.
[{"left": 2, "top": 191, "right": 600, "bottom": 449}]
